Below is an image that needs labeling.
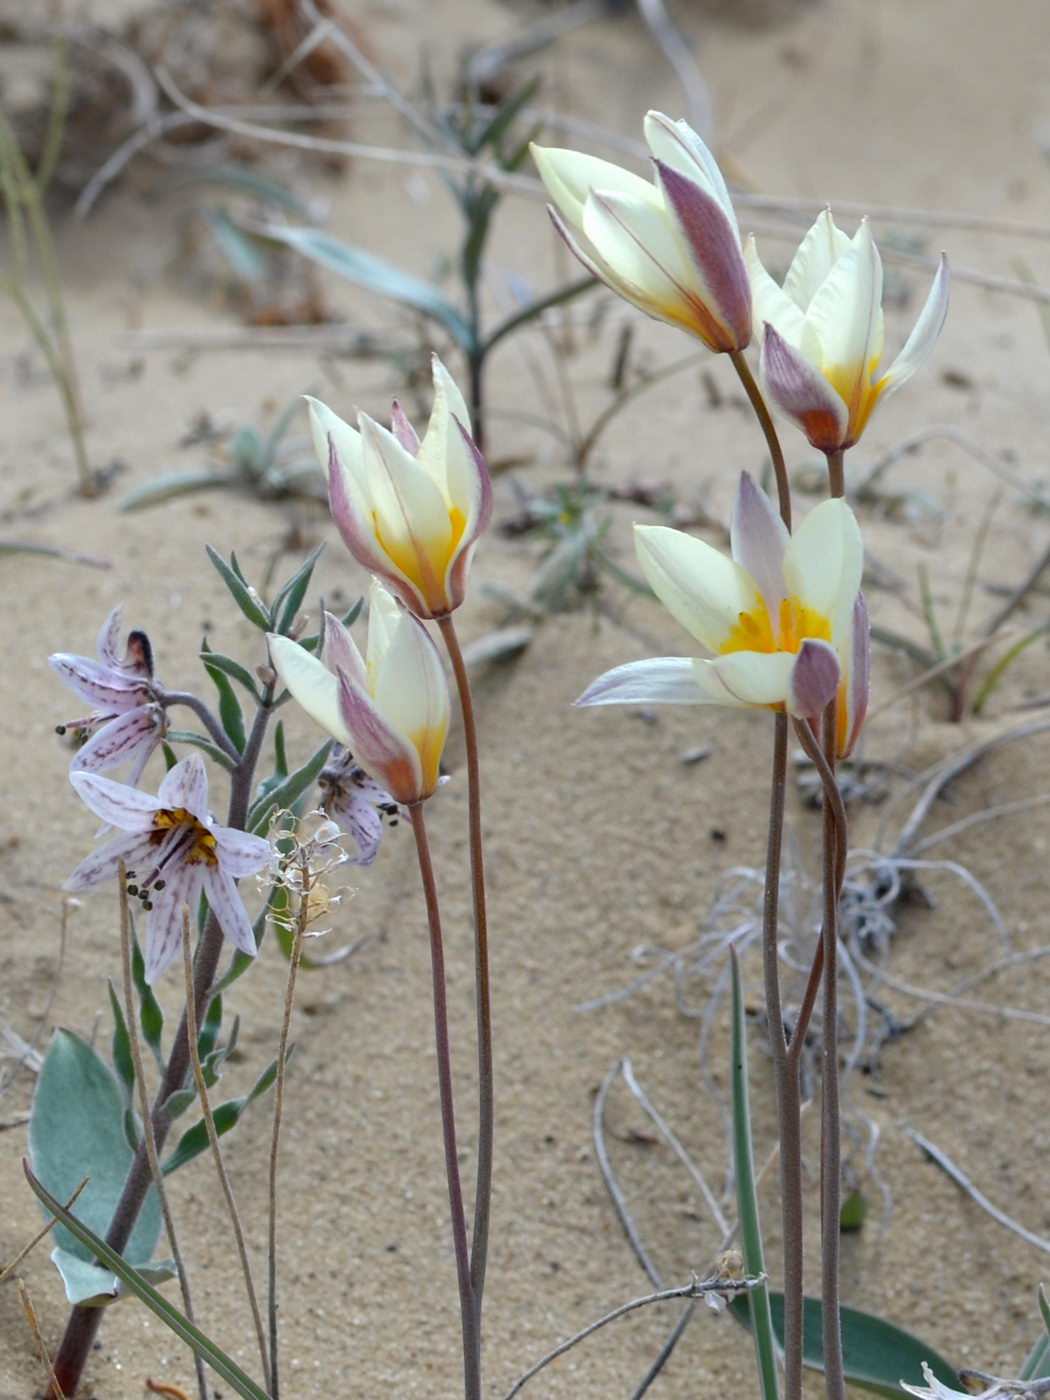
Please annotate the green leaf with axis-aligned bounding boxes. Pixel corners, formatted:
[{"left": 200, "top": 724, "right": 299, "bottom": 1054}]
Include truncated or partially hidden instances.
[
  {"left": 198, "top": 647, "right": 262, "bottom": 703},
  {"left": 197, "top": 992, "right": 223, "bottom": 1062},
  {"left": 1019, "top": 1285, "right": 1050, "bottom": 1380},
  {"left": 161, "top": 1051, "right": 290, "bottom": 1176},
  {"left": 201, "top": 207, "right": 269, "bottom": 284},
  {"left": 205, "top": 546, "right": 271, "bottom": 630},
  {"left": 248, "top": 738, "right": 332, "bottom": 834},
  {"left": 28, "top": 1029, "right": 162, "bottom": 1301},
  {"left": 201, "top": 651, "right": 247, "bottom": 755},
  {"left": 271, "top": 542, "right": 325, "bottom": 637},
  {"left": 257, "top": 224, "right": 473, "bottom": 348},
  {"left": 165, "top": 162, "right": 309, "bottom": 214},
  {"left": 469, "top": 76, "right": 540, "bottom": 157},
  {"left": 120, "top": 472, "right": 229, "bottom": 512},
  {"left": 23, "top": 1165, "right": 273, "bottom": 1400},
  {"left": 107, "top": 981, "right": 135, "bottom": 1105},
  {"left": 731, "top": 1293, "right": 959, "bottom": 1397},
  {"left": 131, "top": 934, "right": 164, "bottom": 1067},
  {"left": 729, "top": 948, "right": 780, "bottom": 1400},
  {"left": 164, "top": 730, "right": 237, "bottom": 773}
]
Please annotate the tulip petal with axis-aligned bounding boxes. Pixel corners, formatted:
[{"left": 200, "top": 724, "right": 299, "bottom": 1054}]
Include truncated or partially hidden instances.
[
  {"left": 840, "top": 592, "right": 870, "bottom": 757},
  {"left": 64, "top": 829, "right": 158, "bottom": 892},
  {"left": 881, "top": 252, "right": 950, "bottom": 395},
  {"left": 305, "top": 396, "right": 364, "bottom": 483},
  {"left": 583, "top": 189, "right": 697, "bottom": 313},
  {"left": 643, "top": 111, "right": 737, "bottom": 225},
  {"left": 634, "top": 524, "right": 765, "bottom": 652},
  {"left": 805, "top": 219, "right": 885, "bottom": 404},
  {"left": 576, "top": 656, "right": 701, "bottom": 706},
  {"left": 783, "top": 209, "right": 851, "bottom": 310},
  {"left": 372, "top": 613, "right": 449, "bottom": 795},
  {"left": 787, "top": 638, "right": 841, "bottom": 718},
  {"left": 213, "top": 826, "right": 273, "bottom": 880},
  {"left": 269, "top": 634, "right": 354, "bottom": 749},
  {"left": 49, "top": 654, "right": 148, "bottom": 710},
  {"left": 320, "top": 613, "right": 368, "bottom": 691},
  {"left": 761, "top": 323, "right": 849, "bottom": 452},
  {"left": 783, "top": 498, "right": 863, "bottom": 630},
  {"left": 336, "top": 671, "right": 423, "bottom": 806},
  {"left": 531, "top": 145, "right": 661, "bottom": 228},
  {"left": 745, "top": 236, "right": 810, "bottom": 351},
  {"left": 693, "top": 650, "right": 799, "bottom": 708},
  {"left": 390, "top": 400, "right": 421, "bottom": 454},
  {"left": 143, "top": 867, "right": 200, "bottom": 983},
  {"left": 730, "top": 473, "right": 789, "bottom": 619},
  {"left": 653, "top": 160, "right": 751, "bottom": 348},
  {"left": 95, "top": 607, "right": 125, "bottom": 671}
]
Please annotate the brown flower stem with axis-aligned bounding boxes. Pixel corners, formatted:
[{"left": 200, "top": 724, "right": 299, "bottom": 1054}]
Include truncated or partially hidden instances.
[
  {"left": 48, "top": 697, "right": 274, "bottom": 1398},
  {"left": 791, "top": 712, "right": 849, "bottom": 1400},
  {"left": 730, "top": 350, "right": 792, "bottom": 530},
  {"left": 410, "top": 802, "right": 481, "bottom": 1400},
  {"left": 763, "top": 712, "right": 804, "bottom": 1400},
  {"left": 825, "top": 449, "right": 845, "bottom": 501},
  {"left": 436, "top": 612, "right": 494, "bottom": 1316}
]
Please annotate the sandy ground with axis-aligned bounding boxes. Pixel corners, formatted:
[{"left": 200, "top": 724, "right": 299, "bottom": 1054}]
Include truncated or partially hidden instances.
[{"left": 3, "top": 0, "right": 1050, "bottom": 1396}]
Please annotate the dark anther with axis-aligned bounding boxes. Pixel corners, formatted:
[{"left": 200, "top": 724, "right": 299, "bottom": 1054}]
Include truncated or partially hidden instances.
[
  {"left": 142, "top": 900, "right": 153, "bottom": 911},
  {"left": 55, "top": 725, "right": 67, "bottom": 735},
  {"left": 154, "top": 879, "right": 166, "bottom": 890},
  {"left": 126, "top": 884, "right": 139, "bottom": 896}
]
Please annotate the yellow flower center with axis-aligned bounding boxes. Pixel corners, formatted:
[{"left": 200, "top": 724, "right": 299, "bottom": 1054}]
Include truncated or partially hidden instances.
[
  {"left": 151, "top": 807, "right": 218, "bottom": 866},
  {"left": 720, "top": 597, "right": 831, "bottom": 656},
  {"left": 823, "top": 355, "right": 887, "bottom": 444},
  {"left": 374, "top": 506, "right": 468, "bottom": 606}
]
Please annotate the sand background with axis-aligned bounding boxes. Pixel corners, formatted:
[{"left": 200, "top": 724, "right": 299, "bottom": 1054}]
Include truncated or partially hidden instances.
[{"left": 2, "top": 0, "right": 1050, "bottom": 1395}]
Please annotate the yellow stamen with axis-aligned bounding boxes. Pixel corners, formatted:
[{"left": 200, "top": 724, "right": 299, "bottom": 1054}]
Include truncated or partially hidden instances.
[
  {"left": 151, "top": 808, "right": 218, "bottom": 865},
  {"left": 373, "top": 506, "right": 468, "bottom": 604},
  {"left": 720, "top": 597, "right": 831, "bottom": 657}
]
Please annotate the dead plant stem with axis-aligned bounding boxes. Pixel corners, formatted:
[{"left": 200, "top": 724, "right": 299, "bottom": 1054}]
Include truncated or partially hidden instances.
[{"left": 181, "top": 913, "right": 271, "bottom": 1392}]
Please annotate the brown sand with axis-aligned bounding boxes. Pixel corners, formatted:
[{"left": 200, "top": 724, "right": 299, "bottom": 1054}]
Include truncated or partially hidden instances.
[{"left": 3, "top": 0, "right": 1050, "bottom": 1395}]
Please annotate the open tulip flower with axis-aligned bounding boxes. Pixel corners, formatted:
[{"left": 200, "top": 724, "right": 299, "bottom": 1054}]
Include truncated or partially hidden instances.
[
  {"left": 746, "top": 210, "right": 949, "bottom": 452},
  {"left": 578, "top": 474, "right": 869, "bottom": 755},
  {"left": 306, "top": 355, "right": 492, "bottom": 620},
  {"left": 531, "top": 111, "right": 752, "bottom": 353},
  {"left": 268, "top": 581, "right": 449, "bottom": 807},
  {"left": 64, "top": 753, "right": 271, "bottom": 983}
]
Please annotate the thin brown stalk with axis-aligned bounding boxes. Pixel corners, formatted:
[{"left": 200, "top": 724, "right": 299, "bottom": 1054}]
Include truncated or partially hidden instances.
[
  {"left": 20, "top": 1279, "right": 65, "bottom": 1400},
  {"left": 181, "top": 911, "right": 271, "bottom": 1392},
  {"left": 266, "top": 888, "right": 310, "bottom": 1400},
  {"left": 0, "top": 1179, "right": 88, "bottom": 1286},
  {"left": 119, "top": 874, "right": 206, "bottom": 1400},
  {"left": 410, "top": 803, "right": 481, "bottom": 1400},
  {"left": 436, "top": 613, "right": 494, "bottom": 1314},
  {"left": 729, "top": 351, "right": 791, "bottom": 528}
]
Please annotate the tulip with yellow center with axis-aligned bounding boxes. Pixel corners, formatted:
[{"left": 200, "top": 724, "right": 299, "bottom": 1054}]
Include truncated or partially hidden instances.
[
  {"left": 577, "top": 474, "right": 869, "bottom": 755},
  {"left": 531, "top": 111, "right": 752, "bottom": 353},
  {"left": 307, "top": 355, "right": 492, "bottom": 620},
  {"left": 268, "top": 582, "right": 450, "bottom": 807},
  {"left": 745, "top": 211, "right": 949, "bottom": 452}
]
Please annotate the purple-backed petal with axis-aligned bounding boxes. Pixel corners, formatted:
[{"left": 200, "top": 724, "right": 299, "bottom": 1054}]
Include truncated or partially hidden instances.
[
  {"left": 326, "top": 432, "right": 426, "bottom": 614},
  {"left": 575, "top": 656, "right": 701, "bottom": 707},
  {"left": 729, "top": 472, "right": 789, "bottom": 618},
  {"left": 787, "top": 639, "right": 841, "bottom": 719},
  {"left": 71, "top": 706, "right": 162, "bottom": 776},
  {"left": 653, "top": 159, "right": 752, "bottom": 351},
  {"left": 70, "top": 769, "right": 161, "bottom": 831},
  {"left": 202, "top": 865, "right": 259, "bottom": 956},
  {"left": 157, "top": 754, "right": 209, "bottom": 821},
  {"left": 328, "top": 789, "right": 384, "bottom": 865},
  {"left": 64, "top": 829, "right": 157, "bottom": 892},
  {"left": 212, "top": 824, "right": 273, "bottom": 880},
  {"left": 49, "top": 653, "right": 150, "bottom": 710},
  {"left": 390, "top": 400, "right": 422, "bottom": 455},
  {"left": 337, "top": 672, "right": 423, "bottom": 806},
  {"left": 761, "top": 323, "right": 849, "bottom": 451},
  {"left": 320, "top": 613, "right": 368, "bottom": 690},
  {"left": 840, "top": 593, "right": 870, "bottom": 757}
]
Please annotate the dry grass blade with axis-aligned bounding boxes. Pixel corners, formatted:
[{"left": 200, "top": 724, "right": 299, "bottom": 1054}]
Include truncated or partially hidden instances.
[{"left": 0, "top": 1178, "right": 88, "bottom": 1286}]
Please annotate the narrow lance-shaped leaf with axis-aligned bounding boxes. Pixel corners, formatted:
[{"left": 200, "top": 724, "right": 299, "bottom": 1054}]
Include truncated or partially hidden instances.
[
  {"left": 201, "top": 651, "right": 247, "bottom": 755},
  {"left": 131, "top": 932, "right": 164, "bottom": 1066},
  {"left": 23, "top": 1164, "right": 273, "bottom": 1400},
  {"left": 198, "top": 647, "right": 262, "bottom": 704},
  {"left": 205, "top": 546, "right": 271, "bottom": 630},
  {"left": 248, "top": 738, "right": 333, "bottom": 834},
  {"left": 271, "top": 542, "right": 325, "bottom": 637},
  {"left": 164, "top": 730, "right": 237, "bottom": 773},
  {"left": 107, "top": 981, "right": 135, "bottom": 1104}
]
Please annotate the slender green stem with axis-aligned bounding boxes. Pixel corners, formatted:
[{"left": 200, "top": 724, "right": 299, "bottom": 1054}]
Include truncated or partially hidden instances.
[
  {"left": 730, "top": 351, "right": 791, "bottom": 529},
  {"left": 437, "top": 613, "right": 494, "bottom": 1316},
  {"left": 410, "top": 802, "right": 481, "bottom": 1400}
]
